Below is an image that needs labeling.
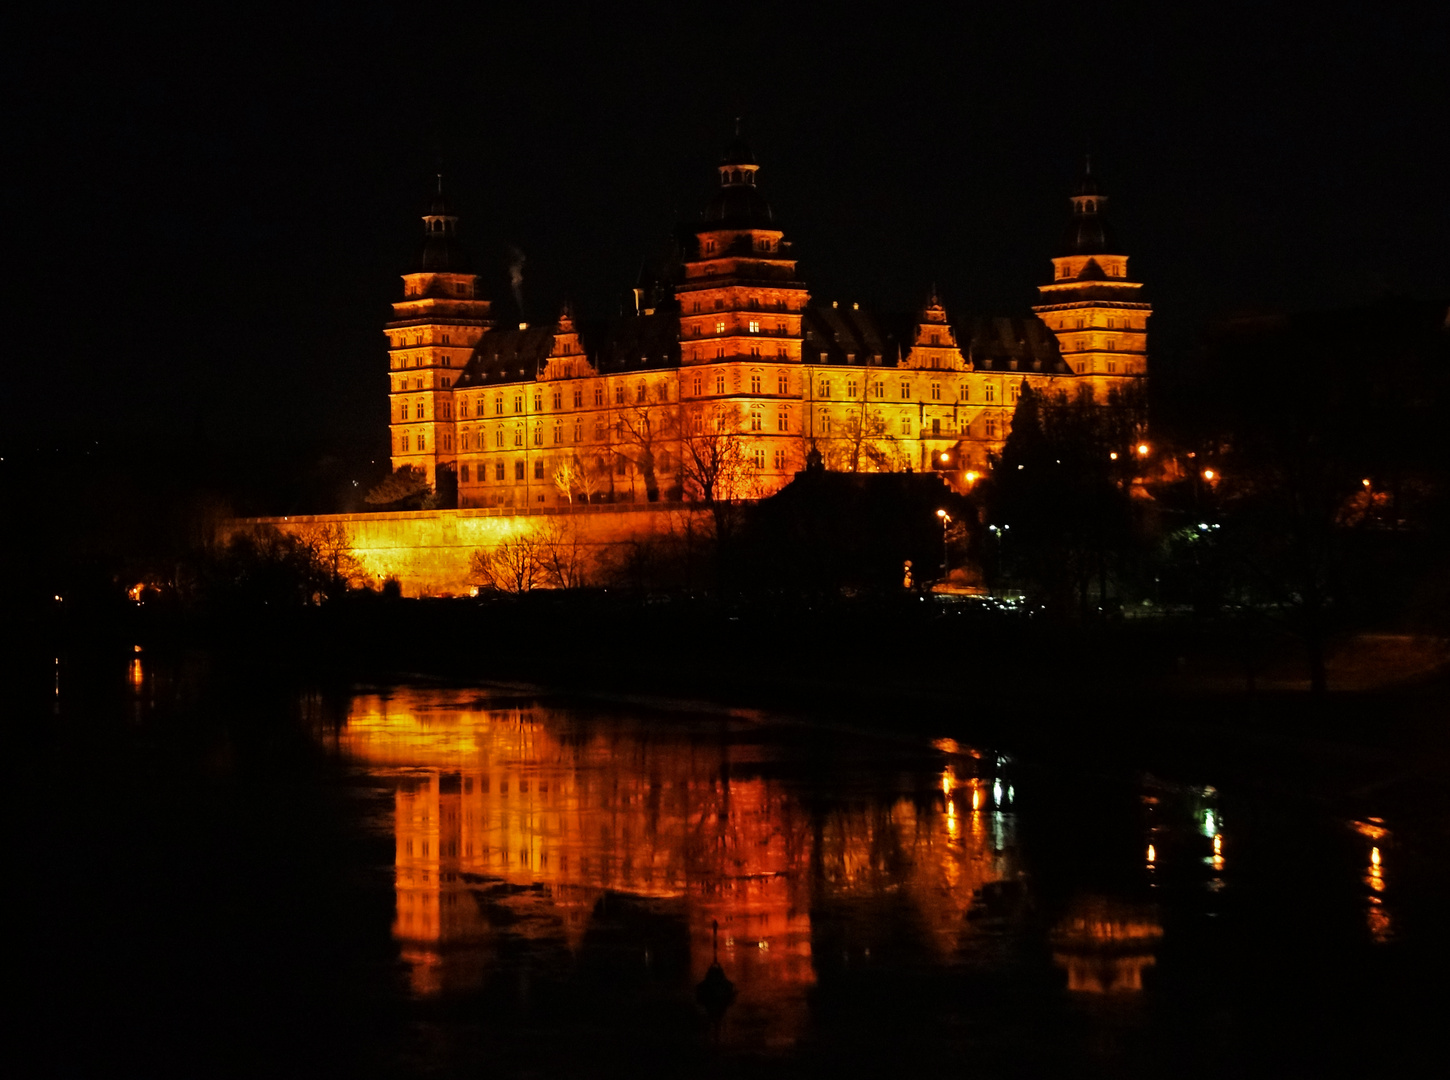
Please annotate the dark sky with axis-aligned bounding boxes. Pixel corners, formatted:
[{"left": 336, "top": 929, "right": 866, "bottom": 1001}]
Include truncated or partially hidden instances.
[{"left": 7, "top": 0, "right": 1447, "bottom": 457}]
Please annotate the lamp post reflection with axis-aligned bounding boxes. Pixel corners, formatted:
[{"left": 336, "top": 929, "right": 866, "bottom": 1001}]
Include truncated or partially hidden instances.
[{"left": 1354, "top": 818, "right": 1393, "bottom": 943}]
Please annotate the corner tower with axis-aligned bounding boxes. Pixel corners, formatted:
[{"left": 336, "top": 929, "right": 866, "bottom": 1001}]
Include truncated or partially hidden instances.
[
  {"left": 385, "top": 178, "right": 492, "bottom": 486},
  {"left": 1032, "top": 162, "right": 1150, "bottom": 401},
  {"left": 674, "top": 129, "right": 811, "bottom": 484}
]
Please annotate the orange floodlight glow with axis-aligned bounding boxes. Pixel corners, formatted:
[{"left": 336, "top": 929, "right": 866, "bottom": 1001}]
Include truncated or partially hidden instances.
[
  {"left": 1136, "top": 443, "right": 1149, "bottom": 456},
  {"left": 1202, "top": 469, "right": 1216, "bottom": 481}
]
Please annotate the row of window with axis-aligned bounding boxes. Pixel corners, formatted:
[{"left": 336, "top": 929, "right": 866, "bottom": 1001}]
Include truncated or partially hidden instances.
[
  {"left": 686, "top": 294, "right": 800, "bottom": 314},
  {"left": 403, "top": 377, "right": 1031, "bottom": 425}
]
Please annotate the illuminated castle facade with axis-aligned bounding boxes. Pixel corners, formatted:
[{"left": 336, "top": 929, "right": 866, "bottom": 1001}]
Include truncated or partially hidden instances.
[{"left": 386, "top": 139, "right": 1148, "bottom": 509}]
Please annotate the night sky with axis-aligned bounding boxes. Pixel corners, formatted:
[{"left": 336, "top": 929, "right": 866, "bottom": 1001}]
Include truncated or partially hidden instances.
[{"left": 8, "top": 1, "right": 1447, "bottom": 461}]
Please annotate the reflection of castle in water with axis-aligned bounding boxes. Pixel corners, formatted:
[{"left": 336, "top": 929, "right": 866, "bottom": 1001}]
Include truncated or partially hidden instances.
[{"left": 336, "top": 689, "right": 1016, "bottom": 1045}]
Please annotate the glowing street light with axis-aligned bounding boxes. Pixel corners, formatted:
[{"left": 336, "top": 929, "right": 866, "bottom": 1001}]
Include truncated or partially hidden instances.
[
  {"left": 1202, "top": 468, "right": 1216, "bottom": 482},
  {"left": 1136, "top": 443, "right": 1150, "bottom": 457},
  {"left": 936, "top": 509, "right": 951, "bottom": 580}
]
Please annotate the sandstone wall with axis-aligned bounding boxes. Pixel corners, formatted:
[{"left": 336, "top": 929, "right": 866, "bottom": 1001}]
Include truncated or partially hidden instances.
[{"left": 224, "top": 505, "right": 714, "bottom": 597}]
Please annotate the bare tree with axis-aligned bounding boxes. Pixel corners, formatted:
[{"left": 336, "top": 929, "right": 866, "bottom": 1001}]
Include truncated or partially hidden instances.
[
  {"left": 680, "top": 403, "right": 759, "bottom": 504},
  {"left": 298, "top": 522, "right": 369, "bottom": 597},
  {"left": 616, "top": 388, "right": 676, "bottom": 502},
  {"left": 552, "top": 456, "right": 582, "bottom": 505},
  {"left": 535, "top": 517, "right": 594, "bottom": 588},
  {"left": 469, "top": 531, "right": 544, "bottom": 594}
]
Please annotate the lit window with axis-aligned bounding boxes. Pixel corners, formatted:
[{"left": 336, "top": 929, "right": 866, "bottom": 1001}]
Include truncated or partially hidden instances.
[
  {"left": 748, "top": 319, "right": 760, "bottom": 333},
  {"left": 715, "top": 320, "right": 726, "bottom": 334}
]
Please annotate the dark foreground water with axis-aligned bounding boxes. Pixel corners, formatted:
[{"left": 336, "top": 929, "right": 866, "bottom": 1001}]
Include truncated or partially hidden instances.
[{"left": 18, "top": 648, "right": 1448, "bottom": 1077}]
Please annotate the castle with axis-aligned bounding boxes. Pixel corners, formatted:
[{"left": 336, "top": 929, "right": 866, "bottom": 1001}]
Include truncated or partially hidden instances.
[{"left": 386, "top": 135, "right": 1148, "bottom": 510}]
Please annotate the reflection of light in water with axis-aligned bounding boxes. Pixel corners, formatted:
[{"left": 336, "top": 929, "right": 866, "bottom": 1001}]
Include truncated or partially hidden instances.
[
  {"left": 1353, "top": 819, "right": 1393, "bottom": 943},
  {"left": 993, "top": 779, "right": 1003, "bottom": 805},
  {"left": 128, "top": 658, "right": 144, "bottom": 689},
  {"left": 1146, "top": 843, "right": 1156, "bottom": 865},
  {"left": 338, "top": 690, "right": 1010, "bottom": 1043},
  {"left": 1211, "top": 833, "right": 1224, "bottom": 871},
  {"left": 1202, "top": 810, "right": 1216, "bottom": 837},
  {"left": 1052, "top": 898, "right": 1163, "bottom": 994},
  {"left": 971, "top": 786, "right": 981, "bottom": 811}
]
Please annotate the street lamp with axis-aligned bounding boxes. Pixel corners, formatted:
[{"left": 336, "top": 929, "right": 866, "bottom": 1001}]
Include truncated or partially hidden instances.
[{"left": 936, "top": 509, "right": 951, "bottom": 581}]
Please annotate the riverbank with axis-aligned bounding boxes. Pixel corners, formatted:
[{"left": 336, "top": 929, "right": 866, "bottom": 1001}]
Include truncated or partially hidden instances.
[{"left": 22, "top": 593, "right": 1450, "bottom": 821}]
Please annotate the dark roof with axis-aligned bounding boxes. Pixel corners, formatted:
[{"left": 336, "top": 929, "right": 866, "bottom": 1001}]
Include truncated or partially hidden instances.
[
  {"left": 702, "top": 183, "right": 776, "bottom": 229},
  {"left": 800, "top": 305, "right": 1066, "bottom": 372},
  {"left": 1058, "top": 206, "right": 1118, "bottom": 257},
  {"left": 802, "top": 305, "right": 908, "bottom": 364},
  {"left": 455, "top": 326, "right": 557, "bottom": 387},
  {"left": 592, "top": 311, "right": 682, "bottom": 375},
  {"left": 417, "top": 229, "right": 471, "bottom": 273},
  {"left": 958, "top": 317, "right": 1067, "bottom": 372},
  {"left": 455, "top": 313, "right": 683, "bottom": 388}
]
